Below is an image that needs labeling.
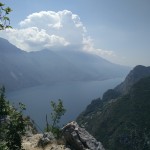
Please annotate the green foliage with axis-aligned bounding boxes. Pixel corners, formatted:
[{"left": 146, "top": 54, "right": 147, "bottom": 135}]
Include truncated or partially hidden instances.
[
  {"left": 102, "top": 89, "right": 121, "bottom": 102},
  {"left": 0, "top": 2, "right": 12, "bottom": 30},
  {"left": 46, "top": 99, "right": 66, "bottom": 138},
  {"left": 0, "top": 87, "right": 27, "bottom": 150},
  {"left": 50, "top": 99, "right": 66, "bottom": 128},
  {"left": 0, "top": 86, "right": 9, "bottom": 149},
  {"left": 77, "top": 76, "right": 150, "bottom": 150},
  {"left": 5, "top": 103, "right": 27, "bottom": 150}
]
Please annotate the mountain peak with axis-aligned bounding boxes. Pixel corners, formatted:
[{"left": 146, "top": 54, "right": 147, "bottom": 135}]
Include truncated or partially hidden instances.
[
  {"left": 115, "top": 65, "right": 150, "bottom": 94},
  {"left": 133, "top": 64, "right": 146, "bottom": 69},
  {"left": 132, "top": 65, "right": 150, "bottom": 73}
]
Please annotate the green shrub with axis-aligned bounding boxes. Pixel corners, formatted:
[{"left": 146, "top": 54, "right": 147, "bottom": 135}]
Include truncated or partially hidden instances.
[
  {"left": 0, "top": 87, "right": 27, "bottom": 150},
  {"left": 45, "top": 99, "right": 66, "bottom": 138}
]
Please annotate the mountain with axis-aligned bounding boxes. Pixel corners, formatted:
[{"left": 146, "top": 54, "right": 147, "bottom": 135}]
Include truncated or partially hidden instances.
[
  {"left": 0, "top": 38, "right": 129, "bottom": 91},
  {"left": 56, "top": 49, "right": 129, "bottom": 79},
  {"left": 77, "top": 66, "right": 150, "bottom": 150},
  {"left": 115, "top": 65, "right": 150, "bottom": 94},
  {"left": 0, "top": 37, "right": 23, "bottom": 54},
  {"left": 0, "top": 39, "right": 39, "bottom": 91}
]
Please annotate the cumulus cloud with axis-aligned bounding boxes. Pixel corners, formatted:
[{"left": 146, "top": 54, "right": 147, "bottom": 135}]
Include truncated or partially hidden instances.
[
  {"left": 0, "top": 9, "right": 115, "bottom": 59},
  {"left": 19, "top": 11, "right": 62, "bottom": 29},
  {"left": 1, "top": 27, "right": 69, "bottom": 52},
  {"left": 0, "top": 10, "right": 87, "bottom": 51}
]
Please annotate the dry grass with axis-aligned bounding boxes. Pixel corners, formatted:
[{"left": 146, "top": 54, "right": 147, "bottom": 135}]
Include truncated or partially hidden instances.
[{"left": 22, "top": 134, "right": 67, "bottom": 150}]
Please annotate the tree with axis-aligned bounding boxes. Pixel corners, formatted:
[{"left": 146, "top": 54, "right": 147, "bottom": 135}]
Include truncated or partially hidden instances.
[
  {"left": 51, "top": 99, "right": 66, "bottom": 129},
  {"left": 46, "top": 99, "right": 66, "bottom": 138},
  {"left": 0, "top": 2, "right": 12, "bottom": 30},
  {"left": 5, "top": 103, "right": 27, "bottom": 150},
  {"left": 0, "top": 86, "right": 9, "bottom": 149},
  {"left": 0, "top": 87, "right": 28, "bottom": 150}
]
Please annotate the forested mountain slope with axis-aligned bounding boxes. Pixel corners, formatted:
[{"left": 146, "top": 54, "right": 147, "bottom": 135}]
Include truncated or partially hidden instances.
[{"left": 77, "top": 66, "right": 150, "bottom": 150}]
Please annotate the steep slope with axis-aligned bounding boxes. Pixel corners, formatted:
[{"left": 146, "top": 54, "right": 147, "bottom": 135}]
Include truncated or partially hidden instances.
[
  {"left": 77, "top": 67, "right": 150, "bottom": 150},
  {"left": 0, "top": 38, "right": 40, "bottom": 91},
  {"left": 115, "top": 65, "right": 150, "bottom": 94},
  {"left": 0, "top": 37, "right": 23, "bottom": 54},
  {"left": 0, "top": 37, "right": 129, "bottom": 91},
  {"left": 95, "top": 65, "right": 150, "bottom": 103},
  {"left": 56, "top": 50, "right": 129, "bottom": 80}
]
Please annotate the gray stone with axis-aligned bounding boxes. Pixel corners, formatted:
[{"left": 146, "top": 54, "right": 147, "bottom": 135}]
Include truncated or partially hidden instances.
[
  {"left": 65, "top": 148, "right": 71, "bottom": 150},
  {"left": 62, "top": 121, "right": 105, "bottom": 150},
  {"left": 38, "top": 132, "right": 55, "bottom": 147}
]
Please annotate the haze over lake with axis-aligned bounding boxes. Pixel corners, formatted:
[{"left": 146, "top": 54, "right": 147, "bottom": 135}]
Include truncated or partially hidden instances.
[{"left": 7, "top": 78, "right": 123, "bottom": 130}]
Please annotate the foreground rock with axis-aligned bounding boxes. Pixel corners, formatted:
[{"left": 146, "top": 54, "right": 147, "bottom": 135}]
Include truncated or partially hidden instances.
[
  {"left": 23, "top": 121, "right": 104, "bottom": 150},
  {"left": 22, "top": 134, "right": 70, "bottom": 150},
  {"left": 62, "top": 121, "right": 105, "bottom": 150}
]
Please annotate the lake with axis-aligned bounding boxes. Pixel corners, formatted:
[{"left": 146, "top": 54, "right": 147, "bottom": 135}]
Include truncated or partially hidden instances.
[{"left": 7, "top": 78, "right": 123, "bottom": 131}]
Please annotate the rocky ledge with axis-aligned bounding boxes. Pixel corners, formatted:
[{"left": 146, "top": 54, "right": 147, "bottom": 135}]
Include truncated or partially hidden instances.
[{"left": 22, "top": 121, "right": 104, "bottom": 150}]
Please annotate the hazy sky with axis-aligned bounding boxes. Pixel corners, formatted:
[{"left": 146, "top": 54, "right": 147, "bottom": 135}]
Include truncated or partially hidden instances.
[{"left": 0, "top": 0, "right": 150, "bottom": 67}]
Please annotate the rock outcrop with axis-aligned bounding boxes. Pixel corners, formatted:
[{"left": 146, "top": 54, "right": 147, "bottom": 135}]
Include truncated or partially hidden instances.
[
  {"left": 62, "top": 121, "right": 105, "bottom": 150},
  {"left": 23, "top": 121, "right": 104, "bottom": 150}
]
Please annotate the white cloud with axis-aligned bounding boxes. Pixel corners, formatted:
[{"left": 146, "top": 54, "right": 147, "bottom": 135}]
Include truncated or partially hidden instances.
[
  {"left": 20, "top": 11, "right": 62, "bottom": 29},
  {"left": 0, "top": 10, "right": 116, "bottom": 59},
  {"left": 0, "top": 10, "right": 87, "bottom": 51},
  {"left": 0, "top": 27, "right": 69, "bottom": 52},
  {"left": 19, "top": 10, "right": 86, "bottom": 47},
  {"left": 82, "top": 36, "right": 116, "bottom": 59}
]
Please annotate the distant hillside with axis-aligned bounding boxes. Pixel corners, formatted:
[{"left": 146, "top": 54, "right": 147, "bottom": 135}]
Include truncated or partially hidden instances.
[
  {"left": 0, "top": 38, "right": 39, "bottom": 91},
  {"left": 0, "top": 37, "right": 129, "bottom": 91},
  {"left": 77, "top": 66, "right": 150, "bottom": 150}
]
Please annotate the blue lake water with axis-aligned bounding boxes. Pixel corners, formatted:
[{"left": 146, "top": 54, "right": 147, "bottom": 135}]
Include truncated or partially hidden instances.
[{"left": 7, "top": 78, "right": 123, "bottom": 130}]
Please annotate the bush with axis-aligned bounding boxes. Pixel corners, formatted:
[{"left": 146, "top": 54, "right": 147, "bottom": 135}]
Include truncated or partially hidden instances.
[
  {"left": 45, "top": 99, "right": 66, "bottom": 138},
  {"left": 0, "top": 87, "right": 27, "bottom": 150}
]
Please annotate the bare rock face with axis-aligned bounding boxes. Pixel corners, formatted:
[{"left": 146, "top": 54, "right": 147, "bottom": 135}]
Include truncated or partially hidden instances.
[{"left": 62, "top": 121, "right": 105, "bottom": 150}]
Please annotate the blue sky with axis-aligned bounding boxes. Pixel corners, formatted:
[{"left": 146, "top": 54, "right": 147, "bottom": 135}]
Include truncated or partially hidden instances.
[{"left": 0, "top": 0, "right": 150, "bottom": 67}]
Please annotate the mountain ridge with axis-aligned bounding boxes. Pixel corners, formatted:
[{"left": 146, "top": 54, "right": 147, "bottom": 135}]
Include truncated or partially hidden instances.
[
  {"left": 0, "top": 37, "right": 129, "bottom": 91},
  {"left": 115, "top": 65, "right": 150, "bottom": 94}
]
